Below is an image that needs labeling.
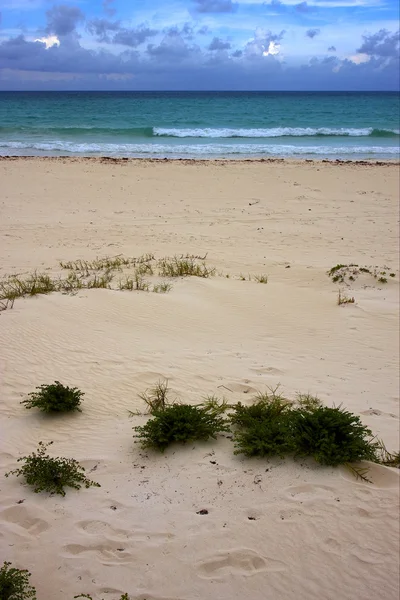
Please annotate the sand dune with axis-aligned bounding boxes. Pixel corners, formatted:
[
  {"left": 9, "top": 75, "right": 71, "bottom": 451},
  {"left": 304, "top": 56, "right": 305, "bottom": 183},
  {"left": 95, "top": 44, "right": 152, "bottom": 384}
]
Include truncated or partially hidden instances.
[{"left": 0, "top": 158, "right": 399, "bottom": 599}]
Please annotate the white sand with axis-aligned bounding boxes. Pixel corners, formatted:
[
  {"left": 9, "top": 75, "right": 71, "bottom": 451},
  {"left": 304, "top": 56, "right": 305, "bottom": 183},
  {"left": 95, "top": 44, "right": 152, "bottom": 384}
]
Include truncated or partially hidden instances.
[{"left": 0, "top": 158, "right": 399, "bottom": 600}]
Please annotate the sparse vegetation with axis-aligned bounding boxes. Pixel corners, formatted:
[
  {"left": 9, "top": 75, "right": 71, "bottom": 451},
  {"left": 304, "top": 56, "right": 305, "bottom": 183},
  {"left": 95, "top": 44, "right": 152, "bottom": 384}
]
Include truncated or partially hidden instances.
[
  {"left": 21, "top": 382, "right": 84, "bottom": 413},
  {"left": 338, "top": 290, "right": 355, "bottom": 305},
  {"left": 0, "top": 561, "right": 36, "bottom": 600},
  {"left": 327, "top": 264, "right": 395, "bottom": 285},
  {"left": 158, "top": 256, "right": 216, "bottom": 278},
  {"left": 152, "top": 281, "right": 172, "bottom": 294},
  {"left": 5, "top": 442, "right": 100, "bottom": 496},
  {"left": 134, "top": 403, "right": 230, "bottom": 452},
  {"left": 137, "top": 380, "right": 172, "bottom": 414},
  {"left": 254, "top": 274, "right": 268, "bottom": 284}
]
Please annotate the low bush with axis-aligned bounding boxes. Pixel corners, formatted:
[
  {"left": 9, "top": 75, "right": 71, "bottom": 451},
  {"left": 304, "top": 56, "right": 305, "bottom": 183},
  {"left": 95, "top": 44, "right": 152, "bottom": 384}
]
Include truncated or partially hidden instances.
[
  {"left": 5, "top": 442, "right": 100, "bottom": 496},
  {"left": 21, "top": 382, "right": 84, "bottom": 413},
  {"left": 292, "top": 405, "right": 379, "bottom": 466},
  {"left": 230, "top": 393, "right": 380, "bottom": 470},
  {"left": 134, "top": 403, "right": 230, "bottom": 452},
  {"left": 0, "top": 561, "right": 36, "bottom": 600},
  {"left": 231, "top": 396, "right": 294, "bottom": 457}
]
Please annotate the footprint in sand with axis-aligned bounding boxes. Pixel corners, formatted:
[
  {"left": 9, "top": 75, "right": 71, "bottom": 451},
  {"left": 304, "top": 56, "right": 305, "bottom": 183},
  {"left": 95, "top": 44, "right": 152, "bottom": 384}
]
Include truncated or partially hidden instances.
[
  {"left": 198, "top": 548, "right": 285, "bottom": 579},
  {"left": 76, "top": 519, "right": 175, "bottom": 545},
  {"left": 63, "top": 542, "right": 133, "bottom": 566},
  {"left": 0, "top": 505, "right": 50, "bottom": 536},
  {"left": 284, "top": 484, "right": 336, "bottom": 502},
  {"left": 360, "top": 408, "right": 397, "bottom": 418}
]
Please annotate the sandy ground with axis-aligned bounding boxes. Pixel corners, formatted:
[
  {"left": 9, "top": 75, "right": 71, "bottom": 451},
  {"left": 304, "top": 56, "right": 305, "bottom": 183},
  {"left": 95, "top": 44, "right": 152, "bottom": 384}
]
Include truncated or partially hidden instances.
[{"left": 0, "top": 157, "right": 399, "bottom": 600}]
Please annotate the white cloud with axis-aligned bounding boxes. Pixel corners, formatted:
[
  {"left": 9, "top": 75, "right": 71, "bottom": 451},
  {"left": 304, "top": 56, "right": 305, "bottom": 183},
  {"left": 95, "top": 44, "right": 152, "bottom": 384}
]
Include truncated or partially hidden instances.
[
  {"left": 35, "top": 35, "right": 60, "bottom": 49},
  {"left": 263, "top": 41, "right": 280, "bottom": 55}
]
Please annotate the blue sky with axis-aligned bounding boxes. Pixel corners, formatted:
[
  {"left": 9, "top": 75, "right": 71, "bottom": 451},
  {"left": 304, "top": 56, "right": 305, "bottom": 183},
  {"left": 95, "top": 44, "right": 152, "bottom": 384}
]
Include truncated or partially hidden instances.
[{"left": 0, "top": 0, "right": 398, "bottom": 89}]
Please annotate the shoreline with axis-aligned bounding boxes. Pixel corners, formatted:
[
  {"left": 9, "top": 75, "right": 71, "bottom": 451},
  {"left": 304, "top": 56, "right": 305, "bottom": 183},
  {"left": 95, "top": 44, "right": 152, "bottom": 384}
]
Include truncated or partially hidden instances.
[{"left": 0, "top": 154, "right": 399, "bottom": 166}]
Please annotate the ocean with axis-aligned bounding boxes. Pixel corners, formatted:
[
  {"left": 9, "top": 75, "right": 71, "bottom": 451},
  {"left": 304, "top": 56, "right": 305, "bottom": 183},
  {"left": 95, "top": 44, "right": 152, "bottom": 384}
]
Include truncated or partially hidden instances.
[{"left": 0, "top": 91, "right": 399, "bottom": 160}]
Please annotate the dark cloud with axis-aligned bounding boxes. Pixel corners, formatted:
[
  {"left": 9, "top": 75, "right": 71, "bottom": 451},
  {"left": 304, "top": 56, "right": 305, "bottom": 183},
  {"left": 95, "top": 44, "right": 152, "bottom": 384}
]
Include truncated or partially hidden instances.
[
  {"left": 114, "top": 26, "right": 158, "bottom": 48},
  {"left": 306, "top": 28, "right": 320, "bottom": 39},
  {"left": 87, "top": 19, "right": 157, "bottom": 47},
  {"left": 46, "top": 4, "right": 85, "bottom": 37},
  {"left": 328, "top": 45, "right": 336, "bottom": 52},
  {"left": 197, "top": 26, "right": 210, "bottom": 35},
  {"left": 0, "top": 29, "right": 398, "bottom": 91},
  {"left": 164, "top": 23, "right": 195, "bottom": 40},
  {"left": 103, "top": 0, "right": 116, "bottom": 17},
  {"left": 193, "top": 0, "right": 238, "bottom": 13},
  {"left": 295, "top": 2, "right": 315, "bottom": 13},
  {"left": 87, "top": 18, "right": 120, "bottom": 43},
  {"left": 208, "top": 37, "right": 231, "bottom": 50},
  {"left": 357, "top": 29, "right": 399, "bottom": 57},
  {"left": 264, "top": 0, "right": 286, "bottom": 11}
]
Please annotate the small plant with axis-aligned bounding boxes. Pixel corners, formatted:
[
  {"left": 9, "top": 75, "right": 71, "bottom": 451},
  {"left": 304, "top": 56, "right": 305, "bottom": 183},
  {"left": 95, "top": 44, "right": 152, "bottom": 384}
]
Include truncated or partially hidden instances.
[
  {"left": 378, "top": 277, "right": 387, "bottom": 284},
  {"left": 292, "top": 405, "right": 379, "bottom": 466},
  {"left": 138, "top": 380, "right": 172, "bottom": 414},
  {"left": 5, "top": 441, "right": 100, "bottom": 496},
  {"left": 134, "top": 404, "right": 230, "bottom": 452},
  {"left": 152, "top": 281, "right": 172, "bottom": 294},
  {"left": 338, "top": 290, "right": 355, "bottom": 305},
  {"left": 158, "top": 256, "right": 216, "bottom": 278},
  {"left": 21, "top": 382, "right": 84, "bottom": 413},
  {"left": 0, "top": 562, "right": 36, "bottom": 600},
  {"left": 254, "top": 274, "right": 268, "bottom": 284},
  {"left": 86, "top": 271, "right": 113, "bottom": 289}
]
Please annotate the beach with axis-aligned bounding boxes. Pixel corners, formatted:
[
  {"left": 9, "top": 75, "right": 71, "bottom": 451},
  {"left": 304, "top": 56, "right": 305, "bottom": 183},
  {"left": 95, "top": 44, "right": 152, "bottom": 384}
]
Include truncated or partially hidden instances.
[{"left": 0, "top": 157, "right": 399, "bottom": 600}]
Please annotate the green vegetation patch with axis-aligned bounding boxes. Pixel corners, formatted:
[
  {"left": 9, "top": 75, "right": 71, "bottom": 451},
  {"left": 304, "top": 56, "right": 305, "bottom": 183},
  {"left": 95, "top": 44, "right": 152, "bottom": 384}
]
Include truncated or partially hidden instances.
[
  {"left": 21, "top": 382, "right": 84, "bottom": 413},
  {"left": 0, "top": 562, "right": 36, "bottom": 600},
  {"left": 5, "top": 442, "right": 100, "bottom": 496}
]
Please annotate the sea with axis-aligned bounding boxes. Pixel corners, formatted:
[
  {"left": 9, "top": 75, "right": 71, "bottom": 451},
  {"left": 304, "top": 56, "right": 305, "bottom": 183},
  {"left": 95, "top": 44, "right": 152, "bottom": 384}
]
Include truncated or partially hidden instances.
[{"left": 0, "top": 91, "right": 399, "bottom": 160}]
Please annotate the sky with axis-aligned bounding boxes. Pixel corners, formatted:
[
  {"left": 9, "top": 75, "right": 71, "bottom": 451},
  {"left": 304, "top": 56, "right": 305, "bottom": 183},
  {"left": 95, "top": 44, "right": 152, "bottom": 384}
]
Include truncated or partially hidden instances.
[{"left": 0, "top": 0, "right": 398, "bottom": 90}]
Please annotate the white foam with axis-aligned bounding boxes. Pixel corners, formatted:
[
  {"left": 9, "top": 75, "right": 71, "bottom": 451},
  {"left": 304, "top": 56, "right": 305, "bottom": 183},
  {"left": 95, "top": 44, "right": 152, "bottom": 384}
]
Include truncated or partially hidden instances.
[
  {"left": 152, "top": 127, "right": 398, "bottom": 138},
  {"left": 0, "top": 140, "right": 398, "bottom": 158}
]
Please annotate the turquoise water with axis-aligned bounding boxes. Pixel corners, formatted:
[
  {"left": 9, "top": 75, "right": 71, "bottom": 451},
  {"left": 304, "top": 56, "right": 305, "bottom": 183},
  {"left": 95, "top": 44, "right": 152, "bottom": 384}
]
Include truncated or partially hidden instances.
[{"left": 0, "top": 91, "right": 399, "bottom": 159}]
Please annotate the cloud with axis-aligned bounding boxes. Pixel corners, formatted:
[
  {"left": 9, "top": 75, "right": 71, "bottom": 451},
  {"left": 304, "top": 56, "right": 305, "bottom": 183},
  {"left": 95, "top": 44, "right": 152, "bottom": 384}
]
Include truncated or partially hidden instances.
[
  {"left": 102, "top": 0, "right": 116, "bottom": 17},
  {"left": 87, "top": 18, "right": 120, "bottom": 43},
  {"left": 357, "top": 29, "right": 399, "bottom": 57},
  {"left": 198, "top": 25, "right": 210, "bottom": 35},
  {"left": 35, "top": 35, "right": 60, "bottom": 49},
  {"left": 87, "top": 19, "right": 158, "bottom": 47},
  {"left": 328, "top": 45, "right": 336, "bottom": 52},
  {"left": 306, "top": 28, "right": 320, "bottom": 39},
  {"left": 208, "top": 37, "right": 231, "bottom": 50},
  {"left": 113, "top": 26, "right": 158, "bottom": 48},
  {"left": 46, "top": 4, "right": 85, "bottom": 37},
  {"left": 0, "top": 27, "right": 398, "bottom": 91},
  {"left": 294, "top": 2, "right": 316, "bottom": 13},
  {"left": 193, "top": 0, "right": 238, "bottom": 13}
]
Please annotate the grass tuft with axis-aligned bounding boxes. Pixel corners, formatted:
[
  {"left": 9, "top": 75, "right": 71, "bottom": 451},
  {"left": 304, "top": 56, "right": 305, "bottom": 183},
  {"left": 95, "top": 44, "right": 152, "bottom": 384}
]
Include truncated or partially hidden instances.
[
  {"left": 254, "top": 274, "right": 268, "bottom": 284},
  {"left": 138, "top": 380, "right": 172, "bottom": 414},
  {"left": 157, "top": 256, "right": 216, "bottom": 278},
  {"left": 338, "top": 290, "right": 355, "bottom": 305}
]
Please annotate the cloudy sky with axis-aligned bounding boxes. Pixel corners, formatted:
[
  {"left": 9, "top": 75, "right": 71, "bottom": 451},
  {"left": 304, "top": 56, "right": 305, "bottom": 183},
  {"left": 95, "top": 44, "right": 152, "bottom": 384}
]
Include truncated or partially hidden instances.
[{"left": 0, "top": 0, "right": 398, "bottom": 90}]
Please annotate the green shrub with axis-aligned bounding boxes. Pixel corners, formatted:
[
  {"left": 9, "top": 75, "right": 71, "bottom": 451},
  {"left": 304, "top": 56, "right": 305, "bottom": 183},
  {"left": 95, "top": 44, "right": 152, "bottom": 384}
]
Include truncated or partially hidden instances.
[
  {"left": 21, "top": 382, "right": 84, "bottom": 413},
  {"left": 0, "top": 562, "right": 36, "bottom": 600},
  {"left": 231, "top": 397, "right": 294, "bottom": 457},
  {"left": 134, "top": 404, "right": 230, "bottom": 452},
  {"left": 5, "top": 442, "right": 100, "bottom": 496},
  {"left": 292, "top": 405, "right": 379, "bottom": 466}
]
